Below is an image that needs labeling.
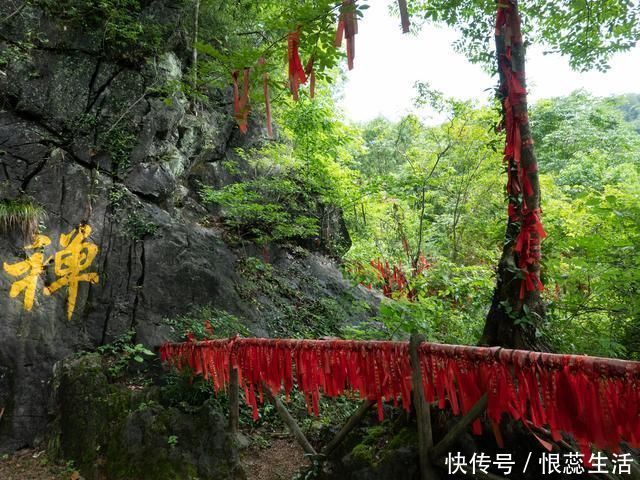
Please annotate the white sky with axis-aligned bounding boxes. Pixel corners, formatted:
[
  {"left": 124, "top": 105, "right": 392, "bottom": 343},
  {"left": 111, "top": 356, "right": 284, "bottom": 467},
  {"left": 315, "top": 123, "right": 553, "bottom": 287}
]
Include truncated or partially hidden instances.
[{"left": 340, "top": 0, "right": 640, "bottom": 123}]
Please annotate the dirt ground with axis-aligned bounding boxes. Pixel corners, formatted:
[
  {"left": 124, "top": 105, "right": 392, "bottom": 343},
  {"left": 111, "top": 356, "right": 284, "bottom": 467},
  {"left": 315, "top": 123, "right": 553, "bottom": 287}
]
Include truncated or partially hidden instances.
[
  {"left": 0, "top": 437, "right": 309, "bottom": 480},
  {"left": 241, "top": 437, "right": 310, "bottom": 480},
  {"left": 0, "top": 449, "right": 72, "bottom": 480}
]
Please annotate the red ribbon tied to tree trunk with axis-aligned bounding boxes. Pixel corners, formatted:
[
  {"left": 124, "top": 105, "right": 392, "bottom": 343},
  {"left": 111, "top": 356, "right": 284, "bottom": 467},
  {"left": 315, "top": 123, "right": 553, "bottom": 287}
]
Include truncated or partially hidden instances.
[
  {"left": 232, "top": 68, "right": 251, "bottom": 134},
  {"left": 288, "top": 29, "right": 307, "bottom": 100},
  {"left": 496, "top": 0, "right": 545, "bottom": 298},
  {"left": 335, "top": 0, "right": 358, "bottom": 70}
]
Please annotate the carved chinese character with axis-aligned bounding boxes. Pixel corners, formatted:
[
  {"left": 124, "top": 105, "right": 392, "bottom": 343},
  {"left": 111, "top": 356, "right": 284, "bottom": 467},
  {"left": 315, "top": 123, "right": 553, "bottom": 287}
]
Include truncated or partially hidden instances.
[
  {"left": 44, "top": 224, "right": 99, "bottom": 320},
  {"left": 3, "top": 234, "right": 51, "bottom": 311}
]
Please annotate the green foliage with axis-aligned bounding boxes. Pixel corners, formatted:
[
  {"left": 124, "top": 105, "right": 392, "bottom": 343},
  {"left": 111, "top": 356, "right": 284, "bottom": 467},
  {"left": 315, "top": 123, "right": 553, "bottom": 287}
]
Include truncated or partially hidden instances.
[
  {"left": 342, "top": 89, "right": 640, "bottom": 359},
  {"left": 617, "top": 93, "right": 640, "bottom": 133},
  {"left": 160, "top": 370, "right": 220, "bottom": 410},
  {"left": 510, "top": 92, "right": 640, "bottom": 358},
  {"left": 0, "top": 40, "right": 34, "bottom": 69},
  {"left": 108, "top": 185, "right": 158, "bottom": 241},
  {"left": 542, "top": 178, "right": 640, "bottom": 358},
  {"left": 108, "top": 185, "right": 127, "bottom": 209},
  {"left": 235, "top": 255, "right": 360, "bottom": 339},
  {"left": 201, "top": 175, "right": 320, "bottom": 245},
  {"left": 123, "top": 212, "right": 158, "bottom": 240},
  {"left": 344, "top": 262, "right": 492, "bottom": 345},
  {"left": 531, "top": 91, "right": 640, "bottom": 194},
  {"left": 346, "top": 92, "right": 504, "bottom": 268},
  {"left": 201, "top": 97, "right": 360, "bottom": 250},
  {"left": 35, "top": 0, "right": 173, "bottom": 60},
  {"left": 0, "top": 198, "right": 46, "bottom": 238},
  {"left": 410, "top": 0, "right": 640, "bottom": 71},
  {"left": 99, "top": 126, "right": 137, "bottom": 174},
  {"left": 163, "top": 305, "right": 250, "bottom": 341},
  {"left": 97, "top": 329, "right": 154, "bottom": 379}
]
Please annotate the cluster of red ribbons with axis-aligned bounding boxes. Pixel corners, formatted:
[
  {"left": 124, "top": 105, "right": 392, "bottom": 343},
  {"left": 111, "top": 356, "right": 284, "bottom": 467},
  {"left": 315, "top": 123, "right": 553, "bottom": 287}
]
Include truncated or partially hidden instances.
[
  {"left": 370, "top": 259, "right": 410, "bottom": 298},
  {"left": 496, "top": 0, "right": 546, "bottom": 298},
  {"left": 288, "top": 30, "right": 307, "bottom": 101},
  {"left": 160, "top": 337, "right": 640, "bottom": 455},
  {"left": 228, "top": 0, "right": 413, "bottom": 134},
  {"left": 232, "top": 63, "right": 273, "bottom": 137},
  {"left": 229, "top": 30, "right": 313, "bottom": 136},
  {"left": 369, "top": 255, "right": 430, "bottom": 300},
  {"left": 335, "top": 0, "right": 358, "bottom": 70},
  {"left": 288, "top": 30, "right": 317, "bottom": 102}
]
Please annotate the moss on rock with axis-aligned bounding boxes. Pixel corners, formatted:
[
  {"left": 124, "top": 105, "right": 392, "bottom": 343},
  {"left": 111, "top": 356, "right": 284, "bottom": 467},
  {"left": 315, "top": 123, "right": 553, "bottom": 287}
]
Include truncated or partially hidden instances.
[{"left": 49, "top": 353, "right": 244, "bottom": 480}]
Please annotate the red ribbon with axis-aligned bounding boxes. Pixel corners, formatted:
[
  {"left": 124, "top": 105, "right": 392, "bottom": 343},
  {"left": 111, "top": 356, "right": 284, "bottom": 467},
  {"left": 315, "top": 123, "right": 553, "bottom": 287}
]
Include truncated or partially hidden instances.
[
  {"left": 335, "top": 0, "right": 358, "bottom": 70},
  {"left": 305, "top": 56, "right": 315, "bottom": 99},
  {"left": 288, "top": 30, "right": 307, "bottom": 100},
  {"left": 232, "top": 69, "right": 251, "bottom": 134},
  {"left": 497, "top": 0, "right": 545, "bottom": 297}
]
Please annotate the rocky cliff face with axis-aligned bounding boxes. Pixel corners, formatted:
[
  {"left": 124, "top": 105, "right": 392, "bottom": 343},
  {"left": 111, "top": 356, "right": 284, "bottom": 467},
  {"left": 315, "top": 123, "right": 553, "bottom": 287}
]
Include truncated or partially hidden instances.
[{"left": 0, "top": 1, "right": 376, "bottom": 453}]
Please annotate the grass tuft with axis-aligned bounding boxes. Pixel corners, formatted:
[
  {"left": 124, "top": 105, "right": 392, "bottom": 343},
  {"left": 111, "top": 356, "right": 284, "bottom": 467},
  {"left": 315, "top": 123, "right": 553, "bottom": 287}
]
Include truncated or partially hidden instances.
[{"left": 0, "top": 198, "right": 47, "bottom": 240}]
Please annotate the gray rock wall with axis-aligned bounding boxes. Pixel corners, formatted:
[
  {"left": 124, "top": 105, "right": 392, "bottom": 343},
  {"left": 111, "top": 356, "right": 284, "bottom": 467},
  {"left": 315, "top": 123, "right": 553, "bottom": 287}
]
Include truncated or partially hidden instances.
[{"left": 0, "top": 2, "right": 376, "bottom": 452}]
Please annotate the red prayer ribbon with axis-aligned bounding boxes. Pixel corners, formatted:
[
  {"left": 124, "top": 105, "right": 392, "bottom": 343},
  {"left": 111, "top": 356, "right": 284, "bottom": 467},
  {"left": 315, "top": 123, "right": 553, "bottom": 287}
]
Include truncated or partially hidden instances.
[
  {"left": 232, "top": 68, "right": 251, "bottom": 134},
  {"left": 335, "top": 0, "right": 358, "bottom": 70},
  {"left": 305, "top": 56, "right": 315, "bottom": 99},
  {"left": 288, "top": 30, "right": 307, "bottom": 100}
]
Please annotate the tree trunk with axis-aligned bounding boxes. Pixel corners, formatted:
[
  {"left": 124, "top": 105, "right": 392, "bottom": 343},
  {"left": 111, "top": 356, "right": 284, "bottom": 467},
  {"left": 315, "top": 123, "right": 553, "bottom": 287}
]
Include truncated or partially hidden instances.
[{"left": 481, "top": 0, "right": 547, "bottom": 351}]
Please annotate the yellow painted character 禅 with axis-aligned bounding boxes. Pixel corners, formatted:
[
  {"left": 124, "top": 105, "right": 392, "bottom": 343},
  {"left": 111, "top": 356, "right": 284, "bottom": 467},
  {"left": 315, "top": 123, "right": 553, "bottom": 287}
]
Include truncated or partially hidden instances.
[
  {"left": 3, "top": 234, "right": 52, "bottom": 311},
  {"left": 44, "top": 224, "right": 99, "bottom": 320}
]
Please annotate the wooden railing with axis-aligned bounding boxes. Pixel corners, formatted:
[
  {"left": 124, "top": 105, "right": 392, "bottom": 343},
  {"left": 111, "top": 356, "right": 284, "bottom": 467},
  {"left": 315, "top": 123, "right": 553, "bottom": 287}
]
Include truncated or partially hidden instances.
[{"left": 160, "top": 334, "right": 640, "bottom": 480}]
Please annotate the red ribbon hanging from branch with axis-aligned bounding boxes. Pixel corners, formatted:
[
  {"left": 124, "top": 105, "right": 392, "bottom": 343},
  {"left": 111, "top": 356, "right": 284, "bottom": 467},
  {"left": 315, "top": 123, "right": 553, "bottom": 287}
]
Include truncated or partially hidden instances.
[
  {"left": 232, "top": 68, "right": 251, "bottom": 134},
  {"left": 288, "top": 29, "right": 307, "bottom": 100},
  {"left": 161, "top": 337, "right": 640, "bottom": 456},
  {"left": 305, "top": 55, "right": 315, "bottom": 99},
  {"left": 335, "top": 0, "right": 358, "bottom": 70}
]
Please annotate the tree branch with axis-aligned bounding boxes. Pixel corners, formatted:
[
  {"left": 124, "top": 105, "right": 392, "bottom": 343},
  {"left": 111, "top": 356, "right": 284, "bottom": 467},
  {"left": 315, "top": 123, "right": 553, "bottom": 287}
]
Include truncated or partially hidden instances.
[{"left": 430, "top": 394, "right": 488, "bottom": 461}]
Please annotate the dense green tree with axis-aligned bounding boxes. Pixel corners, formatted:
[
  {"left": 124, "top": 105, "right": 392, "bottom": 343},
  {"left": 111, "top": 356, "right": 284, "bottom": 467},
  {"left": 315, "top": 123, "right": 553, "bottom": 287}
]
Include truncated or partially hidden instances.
[
  {"left": 401, "top": 0, "right": 639, "bottom": 349},
  {"left": 532, "top": 91, "right": 640, "bottom": 192},
  {"left": 344, "top": 90, "right": 640, "bottom": 359},
  {"left": 409, "top": 0, "right": 640, "bottom": 71}
]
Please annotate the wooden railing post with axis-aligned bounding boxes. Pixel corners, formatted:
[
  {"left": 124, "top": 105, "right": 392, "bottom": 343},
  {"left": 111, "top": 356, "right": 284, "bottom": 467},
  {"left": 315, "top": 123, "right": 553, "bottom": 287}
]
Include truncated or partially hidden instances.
[
  {"left": 410, "top": 334, "right": 440, "bottom": 480},
  {"left": 229, "top": 364, "right": 239, "bottom": 435},
  {"left": 322, "top": 399, "right": 375, "bottom": 456},
  {"left": 430, "top": 394, "right": 487, "bottom": 462},
  {"left": 263, "top": 384, "right": 317, "bottom": 456}
]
